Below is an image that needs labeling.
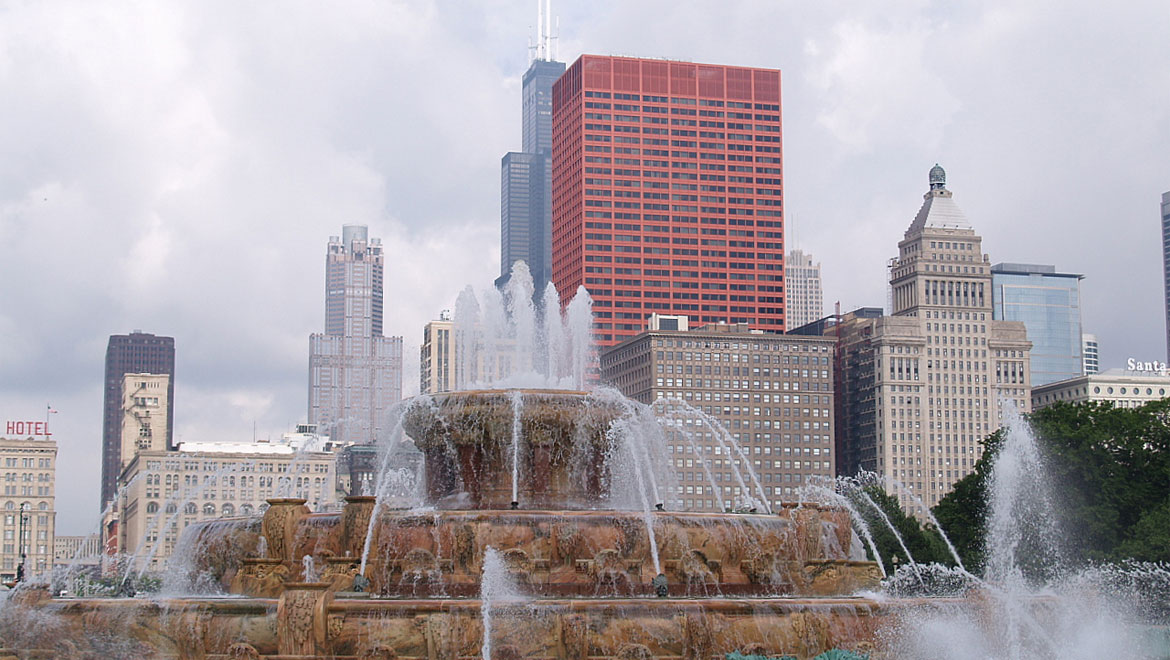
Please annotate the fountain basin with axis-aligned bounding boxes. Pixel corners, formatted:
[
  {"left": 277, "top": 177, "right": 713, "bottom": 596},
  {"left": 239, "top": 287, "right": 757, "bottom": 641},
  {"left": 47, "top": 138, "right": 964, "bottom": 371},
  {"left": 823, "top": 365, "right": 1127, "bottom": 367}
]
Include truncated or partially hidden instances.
[
  {"left": 403, "top": 390, "right": 623, "bottom": 511},
  {"left": 3, "top": 591, "right": 904, "bottom": 659},
  {"left": 209, "top": 503, "right": 879, "bottom": 599}
]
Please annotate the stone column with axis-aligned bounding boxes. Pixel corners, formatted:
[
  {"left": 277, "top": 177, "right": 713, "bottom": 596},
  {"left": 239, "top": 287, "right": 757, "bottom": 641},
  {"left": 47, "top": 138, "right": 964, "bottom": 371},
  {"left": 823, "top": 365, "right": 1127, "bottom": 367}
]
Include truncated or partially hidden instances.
[
  {"left": 276, "top": 581, "right": 334, "bottom": 656},
  {"left": 342, "top": 494, "right": 377, "bottom": 559},
  {"left": 261, "top": 498, "right": 309, "bottom": 564}
]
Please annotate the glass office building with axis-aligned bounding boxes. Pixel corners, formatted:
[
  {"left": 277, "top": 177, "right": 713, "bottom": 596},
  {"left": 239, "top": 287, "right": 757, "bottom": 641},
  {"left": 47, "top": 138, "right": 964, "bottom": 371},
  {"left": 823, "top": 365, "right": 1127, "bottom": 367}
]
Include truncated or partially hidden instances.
[{"left": 992, "top": 263, "right": 1084, "bottom": 386}]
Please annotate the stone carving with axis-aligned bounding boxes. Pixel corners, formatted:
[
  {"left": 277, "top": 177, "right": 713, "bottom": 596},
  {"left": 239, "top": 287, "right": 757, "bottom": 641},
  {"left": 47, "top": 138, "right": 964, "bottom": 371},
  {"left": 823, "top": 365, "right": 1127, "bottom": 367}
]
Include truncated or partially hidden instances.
[
  {"left": 361, "top": 645, "right": 398, "bottom": 660},
  {"left": 560, "top": 614, "right": 589, "bottom": 660},
  {"left": 616, "top": 642, "right": 653, "bottom": 660},
  {"left": 232, "top": 557, "right": 289, "bottom": 597},
  {"left": 226, "top": 642, "right": 260, "bottom": 659},
  {"left": 592, "top": 548, "right": 632, "bottom": 591},
  {"left": 261, "top": 498, "right": 309, "bottom": 563},
  {"left": 500, "top": 548, "right": 533, "bottom": 584},
  {"left": 740, "top": 642, "right": 770, "bottom": 656},
  {"left": 684, "top": 611, "right": 714, "bottom": 660},
  {"left": 327, "top": 614, "right": 345, "bottom": 640},
  {"left": 342, "top": 495, "right": 377, "bottom": 557},
  {"left": 276, "top": 583, "right": 332, "bottom": 656},
  {"left": 492, "top": 643, "right": 523, "bottom": 660},
  {"left": 324, "top": 555, "right": 361, "bottom": 593},
  {"left": 454, "top": 522, "right": 476, "bottom": 570},
  {"left": 553, "top": 523, "right": 582, "bottom": 565}
]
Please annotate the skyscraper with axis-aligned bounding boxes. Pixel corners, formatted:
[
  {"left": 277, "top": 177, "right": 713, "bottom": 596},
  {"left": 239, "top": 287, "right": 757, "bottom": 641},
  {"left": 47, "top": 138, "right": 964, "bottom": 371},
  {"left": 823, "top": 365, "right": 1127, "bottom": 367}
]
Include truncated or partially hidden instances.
[
  {"left": 834, "top": 166, "right": 1031, "bottom": 510},
  {"left": 309, "top": 225, "right": 403, "bottom": 445},
  {"left": 1162, "top": 191, "right": 1170, "bottom": 361},
  {"left": 785, "top": 249, "right": 824, "bottom": 330},
  {"left": 991, "top": 263, "right": 1084, "bottom": 386},
  {"left": 497, "top": 38, "right": 565, "bottom": 292},
  {"left": 550, "top": 56, "right": 785, "bottom": 346},
  {"left": 100, "top": 331, "right": 174, "bottom": 510}
]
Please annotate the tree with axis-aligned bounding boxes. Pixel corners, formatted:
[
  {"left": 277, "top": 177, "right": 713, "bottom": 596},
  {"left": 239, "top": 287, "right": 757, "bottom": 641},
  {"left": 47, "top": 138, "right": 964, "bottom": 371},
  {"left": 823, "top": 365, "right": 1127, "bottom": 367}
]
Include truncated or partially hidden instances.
[
  {"left": 932, "top": 400, "right": 1170, "bottom": 573},
  {"left": 854, "top": 485, "right": 956, "bottom": 574}
]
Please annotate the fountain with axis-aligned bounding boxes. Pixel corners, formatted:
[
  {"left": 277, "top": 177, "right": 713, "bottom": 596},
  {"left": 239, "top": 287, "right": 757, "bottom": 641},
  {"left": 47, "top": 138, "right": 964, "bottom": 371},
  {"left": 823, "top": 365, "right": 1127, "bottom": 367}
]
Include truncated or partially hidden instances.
[
  {"left": 2, "top": 266, "right": 1163, "bottom": 658},
  {"left": 0, "top": 386, "right": 885, "bottom": 659}
]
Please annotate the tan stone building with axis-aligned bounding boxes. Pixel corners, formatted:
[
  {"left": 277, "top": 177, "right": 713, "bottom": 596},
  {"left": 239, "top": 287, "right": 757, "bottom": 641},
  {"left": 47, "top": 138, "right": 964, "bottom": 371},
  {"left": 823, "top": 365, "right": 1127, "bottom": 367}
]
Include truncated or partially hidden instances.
[
  {"left": 834, "top": 165, "right": 1031, "bottom": 512},
  {"left": 120, "top": 373, "right": 170, "bottom": 470},
  {"left": 600, "top": 321, "right": 836, "bottom": 512},
  {"left": 115, "top": 439, "right": 339, "bottom": 572},
  {"left": 0, "top": 433, "right": 57, "bottom": 582},
  {"left": 420, "top": 315, "right": 455, "bottom": 394}
]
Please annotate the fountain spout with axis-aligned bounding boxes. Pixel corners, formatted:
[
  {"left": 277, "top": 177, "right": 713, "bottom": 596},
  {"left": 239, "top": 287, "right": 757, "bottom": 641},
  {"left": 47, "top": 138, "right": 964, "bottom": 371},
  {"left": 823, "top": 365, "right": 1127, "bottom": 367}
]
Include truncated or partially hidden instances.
[{"left": 652, "top": 573, "right": 668, "bottom": 598}]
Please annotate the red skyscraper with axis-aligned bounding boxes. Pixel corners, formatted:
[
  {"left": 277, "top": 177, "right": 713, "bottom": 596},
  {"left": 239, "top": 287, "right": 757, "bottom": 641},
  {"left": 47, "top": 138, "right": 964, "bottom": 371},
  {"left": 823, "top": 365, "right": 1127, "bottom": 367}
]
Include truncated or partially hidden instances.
[{"left": 551, "top": 55, "right": 784, "bottom": 346}]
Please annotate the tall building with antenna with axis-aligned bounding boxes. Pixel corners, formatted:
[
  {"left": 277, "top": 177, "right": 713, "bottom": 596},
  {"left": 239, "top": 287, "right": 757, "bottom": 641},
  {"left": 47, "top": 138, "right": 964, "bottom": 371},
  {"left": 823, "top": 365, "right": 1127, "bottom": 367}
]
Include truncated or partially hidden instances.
[{"left": 497, "top": 0, "right": 564, "bottom": 293}]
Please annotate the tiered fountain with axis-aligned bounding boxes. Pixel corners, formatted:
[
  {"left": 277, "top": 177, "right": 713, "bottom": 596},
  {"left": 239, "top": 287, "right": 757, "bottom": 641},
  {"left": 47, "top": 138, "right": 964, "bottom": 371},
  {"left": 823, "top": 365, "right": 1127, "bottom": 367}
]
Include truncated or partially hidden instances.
[
  {"left": 4, "top": 264, "right": 1159, "bottom": 658},
  {"left": 1, "top": 388, "right": 885, "bottom": 659}
]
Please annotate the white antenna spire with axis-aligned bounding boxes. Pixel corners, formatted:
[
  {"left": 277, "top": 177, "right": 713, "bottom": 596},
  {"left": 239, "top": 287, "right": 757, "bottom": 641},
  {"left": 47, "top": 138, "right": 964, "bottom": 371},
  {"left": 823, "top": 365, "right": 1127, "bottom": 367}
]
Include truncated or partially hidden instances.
[
  {"left": 535, "top": 0, "right": 544, "bottom": 61},
  {"left": 544, "top": 0, "right": 552, "bottom": 60},
  {"left": 530, "top": 0, "right": 558, "bottom": 62},
  {"left": 553, "top": 13, "right": 560, "bottom": 61}
]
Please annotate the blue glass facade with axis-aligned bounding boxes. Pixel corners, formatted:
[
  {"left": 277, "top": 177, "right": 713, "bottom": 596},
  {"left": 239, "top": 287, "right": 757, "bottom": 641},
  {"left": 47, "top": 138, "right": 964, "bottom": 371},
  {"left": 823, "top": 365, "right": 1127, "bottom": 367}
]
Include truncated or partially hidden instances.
[{"left": 992, "top": 263, "right": 1084, "bottom": 386}]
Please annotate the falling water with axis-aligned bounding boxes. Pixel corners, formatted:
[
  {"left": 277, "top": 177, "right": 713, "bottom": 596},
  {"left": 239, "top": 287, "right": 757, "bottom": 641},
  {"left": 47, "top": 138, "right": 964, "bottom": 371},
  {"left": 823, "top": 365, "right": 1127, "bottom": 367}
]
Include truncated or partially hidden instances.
[
  {"left": 606, "top": 421, "right": 662, "bottom": 575},
  {"left": 302, "top": 555, "right": 319, "bottom": 583},
  {"left": 796, "top": 481, "right": 887, "bottom": 578},
  {"left": 981, "top": 404, "right": 1062, "bottom": 657},
  {"left": 47, "top": 472, "right": 154, "bottom": 594},
  {"left": 359, "top": 400, "right": 416, "bottom": 575},
  {"left": 541, "top": 284, "right": 565, "bottom": 382},
  {"left": 509, "top": 389, "right": 523, "bottom": 505},
  {"left": 655, "top": 398, "right": 771, "bottom": 513},
  {"left": 454, "top": 261, "right": 593, "bottom": 390},
  {"left": 668, "top": 419, "right": 724, "bottom": 509},
  {"left": 884, "top": 405, "right": 1151, "bottom": 659},
  {"left": 126, "top": 462, "right": 251, "bottom": 585},
  {"left": 880, "top": 474, "right": 965, "bottom": 571},
  {"left": 853, "top": 487, "right": 923, "bottom": 585},
  {"left": 480, "top": 547, "right": 525, "bottom": 660}
]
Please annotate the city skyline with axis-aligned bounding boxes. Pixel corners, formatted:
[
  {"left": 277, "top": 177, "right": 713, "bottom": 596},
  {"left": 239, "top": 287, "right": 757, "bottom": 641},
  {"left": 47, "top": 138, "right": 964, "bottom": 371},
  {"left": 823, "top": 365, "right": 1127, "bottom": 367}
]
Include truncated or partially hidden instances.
[{"left": 1, "top": 1, "right": 1166, "bottom": 534}]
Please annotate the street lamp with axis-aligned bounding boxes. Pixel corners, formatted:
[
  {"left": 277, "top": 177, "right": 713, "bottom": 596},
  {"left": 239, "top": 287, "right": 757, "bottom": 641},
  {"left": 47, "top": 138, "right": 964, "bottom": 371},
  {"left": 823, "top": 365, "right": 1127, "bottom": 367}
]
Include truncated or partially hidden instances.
[{"left": 15, "top": 502, "right": 29, "bottom": 583}]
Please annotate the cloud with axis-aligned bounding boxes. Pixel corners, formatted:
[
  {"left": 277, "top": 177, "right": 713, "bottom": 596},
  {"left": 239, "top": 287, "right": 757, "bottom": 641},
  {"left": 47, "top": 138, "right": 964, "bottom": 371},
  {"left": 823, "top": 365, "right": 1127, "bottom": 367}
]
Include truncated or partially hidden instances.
[{"left": 1, "top": 0, "right": 1167, "bottom": 535}]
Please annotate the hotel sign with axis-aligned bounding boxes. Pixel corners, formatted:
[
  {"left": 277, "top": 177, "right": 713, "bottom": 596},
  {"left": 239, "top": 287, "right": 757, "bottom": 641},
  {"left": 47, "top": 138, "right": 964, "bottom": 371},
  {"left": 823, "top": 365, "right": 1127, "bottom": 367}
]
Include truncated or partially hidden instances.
[{"left": 5, "top": 420, "right": 52, "bottom": 437}]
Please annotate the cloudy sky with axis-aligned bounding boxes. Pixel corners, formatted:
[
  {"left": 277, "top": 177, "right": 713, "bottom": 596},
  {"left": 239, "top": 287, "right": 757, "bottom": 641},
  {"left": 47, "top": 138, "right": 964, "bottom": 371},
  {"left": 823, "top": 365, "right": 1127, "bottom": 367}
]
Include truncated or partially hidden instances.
[{"left": 2, "top": 0, "right": 1167, "bottom": 533}]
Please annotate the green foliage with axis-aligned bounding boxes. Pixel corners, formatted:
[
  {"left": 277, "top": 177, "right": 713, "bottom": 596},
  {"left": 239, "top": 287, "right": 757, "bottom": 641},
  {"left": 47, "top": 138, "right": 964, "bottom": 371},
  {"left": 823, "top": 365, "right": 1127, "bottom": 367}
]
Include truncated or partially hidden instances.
[
  {"left": 856, "top": 485, "right": 956, "bottom": 573},
  {"left": 932, "top": 399, "right": 1170, "bottom": 572},
  {"left": 932, "top": 429, "right": 1002, "bottom": 572}
]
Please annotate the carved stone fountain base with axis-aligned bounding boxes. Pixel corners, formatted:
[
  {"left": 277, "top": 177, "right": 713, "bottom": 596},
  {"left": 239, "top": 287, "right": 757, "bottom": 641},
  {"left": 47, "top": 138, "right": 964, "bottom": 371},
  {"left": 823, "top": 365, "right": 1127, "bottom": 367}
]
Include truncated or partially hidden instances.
[{"left": 2, "top": 592, "right": 921, "bottom": 659}]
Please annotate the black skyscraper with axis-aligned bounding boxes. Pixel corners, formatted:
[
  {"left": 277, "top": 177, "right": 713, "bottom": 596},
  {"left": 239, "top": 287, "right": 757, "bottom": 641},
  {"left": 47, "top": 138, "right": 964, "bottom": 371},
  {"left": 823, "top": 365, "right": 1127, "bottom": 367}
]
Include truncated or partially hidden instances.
[
  {"left": 100, "top": 331, "right": 175, "bottom": 510},
  {"left": 498, "top": 58, "right": 565, "bottom": 292}
]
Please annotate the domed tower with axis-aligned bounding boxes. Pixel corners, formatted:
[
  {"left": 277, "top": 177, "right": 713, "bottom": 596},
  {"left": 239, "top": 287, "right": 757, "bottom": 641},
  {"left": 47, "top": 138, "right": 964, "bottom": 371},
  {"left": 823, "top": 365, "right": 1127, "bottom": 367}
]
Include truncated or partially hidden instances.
[
  {"left": 835, "top": 164, "right": 1033, "bottom": 512},
  {"left": 929, "top": 163, "right": 947, "bottom": 191}
]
